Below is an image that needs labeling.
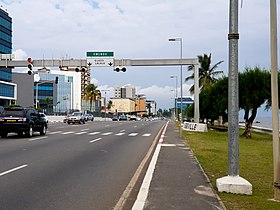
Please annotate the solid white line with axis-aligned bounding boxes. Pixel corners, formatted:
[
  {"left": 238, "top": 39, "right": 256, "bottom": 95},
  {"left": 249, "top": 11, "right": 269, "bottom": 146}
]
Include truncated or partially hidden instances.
[
  {"left": 132, "top": 145, "right": 161, "bottom": 210},
  {"left": 89, "top": 138, "right": 102, "bottom": 143},
  {"left": 132, "top": 121, "right": 169, "bottom": 210},
  {"left": 0, "top": 164, "right": 28, "bottom": 177},
  {"left": 28, "top": 136, "right": 48, "bottom": 141}
]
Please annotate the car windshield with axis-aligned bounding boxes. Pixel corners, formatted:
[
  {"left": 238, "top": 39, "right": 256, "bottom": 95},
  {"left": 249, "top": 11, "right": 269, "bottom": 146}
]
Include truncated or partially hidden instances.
[
  {"left": 0, "top": 110, "right": 26, "bottom": 117},
  {"left": 72, "top": 112, "right": 81, "bottom": 116}
]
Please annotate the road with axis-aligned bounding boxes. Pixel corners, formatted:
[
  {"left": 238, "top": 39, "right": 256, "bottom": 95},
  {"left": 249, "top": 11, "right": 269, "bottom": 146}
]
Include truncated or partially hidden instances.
[{"left": 0, "top": 119, "right": 166, "bottom": 210}]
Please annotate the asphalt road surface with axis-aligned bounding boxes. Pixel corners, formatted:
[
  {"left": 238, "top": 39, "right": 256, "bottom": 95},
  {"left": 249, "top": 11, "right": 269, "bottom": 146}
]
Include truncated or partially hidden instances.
[{"left": 0, "top": 119, "right": 166, "bottom": 210}]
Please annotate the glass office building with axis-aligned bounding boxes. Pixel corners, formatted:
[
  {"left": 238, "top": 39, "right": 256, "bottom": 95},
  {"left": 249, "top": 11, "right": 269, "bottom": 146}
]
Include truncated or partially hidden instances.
[
  {"left": 0, "top": 8, "right": 14, "bottom": 107},
  {"left": 38, "top": 73, "right": 74, "bottom": 113}
]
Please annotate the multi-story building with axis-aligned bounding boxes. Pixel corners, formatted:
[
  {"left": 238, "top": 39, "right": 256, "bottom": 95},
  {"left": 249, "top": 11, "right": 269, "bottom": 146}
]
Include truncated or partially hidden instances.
[
  {"left": 114, "top": 84, "right": 135, "bottom": 99},
  {"left": 38, "top": 70, "right": 81, "bottom": 113},
  {"left": 176, "top": 97, "right": 194, "bottom": 111},
  {"left": 110, "top": 98, "right": 135, "bottom": 114},
  {"left": 146, "top": 100, "right": 157, "bottom": 116},
  {"left": 135, "top": 94, "right": 146, "bottom": 116},
  {"left": 0, "top": 8, "right": 14, "bottom": 107}
]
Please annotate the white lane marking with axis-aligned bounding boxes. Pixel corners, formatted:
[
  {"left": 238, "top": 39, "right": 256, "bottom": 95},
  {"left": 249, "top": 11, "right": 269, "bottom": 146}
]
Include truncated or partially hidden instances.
[
  {"left": 62, "top": 131, "right": 74, "bottom": 135},
  {"left": 132, "top": 121, "right": 169, "bottom": 210},
  {"left": 120, "top": 130, "right": 125, "bottom": 132},
  {"left": 28, "top": 136, "right": 48, "bottom": 141},
  {"left": 89, "top": 138, "right": 102, "bottom": 143},
  {"left": 128, "top": 133, "right": 138, "bottom": 136},
  {"left": 115, "top": 133, "right": 125, "bottom": 136},
  {"left": 0, "top": 164, "right": 28, "bottom": 177},
  {"left": 142, "top": 133, "right": 151, "bottom": 137},
  {"left": 102, "top": 132, "right": 113, "bottom": 136},
  {"left": 81, "top": 128, "right": 90, "bottom": 131},
  {"left": 48, "top": 131, "right": 62, "bottom": 134},
  {"left": 75, "top": 132, "right": 87, "bottom": 135},
  {"left": 88, "top": 132, "right": 100, "bottom": 135}
]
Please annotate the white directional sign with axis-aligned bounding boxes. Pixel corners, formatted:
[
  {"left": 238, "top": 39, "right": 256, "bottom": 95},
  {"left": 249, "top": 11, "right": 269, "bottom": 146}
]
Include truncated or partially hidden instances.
[{"left": 87, "top": 58, "right": 114, "bottom": 67}]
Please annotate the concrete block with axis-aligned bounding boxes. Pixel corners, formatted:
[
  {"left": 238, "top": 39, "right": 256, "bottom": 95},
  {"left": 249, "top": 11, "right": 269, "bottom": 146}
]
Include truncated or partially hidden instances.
[{"left": 216, "top": 175, "right": 252, "bottom": 195}]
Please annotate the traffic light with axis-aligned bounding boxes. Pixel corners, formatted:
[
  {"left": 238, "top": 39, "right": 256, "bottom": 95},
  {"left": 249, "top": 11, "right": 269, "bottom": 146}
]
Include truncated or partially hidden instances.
[
  {"left": 114, "top": 66, "right": 126, "bottom": 72},
  {"left": 55, "top": 76, "right": 58, "bottom": 84},
  {"left": 75, "top": 67, "right": 86, "bottom": 72},
  {"left": 27, "top": 57, "right": 33, "bottom": 75}
]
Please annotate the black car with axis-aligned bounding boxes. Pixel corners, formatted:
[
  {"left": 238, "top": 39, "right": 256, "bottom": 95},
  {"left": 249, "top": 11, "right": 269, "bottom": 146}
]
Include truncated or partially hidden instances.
[{"left": 0, "top": 107, "right": 48, "bottom": 138}]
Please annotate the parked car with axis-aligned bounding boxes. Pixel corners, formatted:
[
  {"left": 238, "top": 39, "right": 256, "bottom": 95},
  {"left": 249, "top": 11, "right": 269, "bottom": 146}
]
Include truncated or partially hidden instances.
[
  {"left": 0, "top": 106, "right": 48, "bottom": 138},
  {"left": 67, "top": 112, "right": 86, "bottom": 124}
]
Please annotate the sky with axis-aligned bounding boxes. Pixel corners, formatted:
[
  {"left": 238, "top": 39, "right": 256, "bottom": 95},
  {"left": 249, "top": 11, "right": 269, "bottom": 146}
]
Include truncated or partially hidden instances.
[{"left": 1, "top": 0, "right": 278, "bottom": 113}]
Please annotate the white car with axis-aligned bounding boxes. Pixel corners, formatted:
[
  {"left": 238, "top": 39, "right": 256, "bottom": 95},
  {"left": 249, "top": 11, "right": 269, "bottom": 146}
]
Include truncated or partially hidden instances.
[{"left": 67, "top": 112, "right": 86, "bottom": 124}]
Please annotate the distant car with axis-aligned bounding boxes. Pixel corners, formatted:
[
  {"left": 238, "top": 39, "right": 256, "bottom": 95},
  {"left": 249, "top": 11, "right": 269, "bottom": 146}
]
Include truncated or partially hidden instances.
[
  {"left": 112, "top": 116, "right": 119, "bottom": 121},
  {"left": 129, "top": 115, "right": 137, "bottom": 121},
  {"left": 84, "top": 114, "right": 94, "bottom": 121},
  {"left": 39, "top": 113, "right": 48, "bottom": 123},
  {"left": 119, "top": 115, "right": 128, "bottom": 121},
  {"left": 67, "top": 112, "right": 86, "bottom": 124},
  {"left": 0, "top": 107, "right": 48, "bottom": 138}
]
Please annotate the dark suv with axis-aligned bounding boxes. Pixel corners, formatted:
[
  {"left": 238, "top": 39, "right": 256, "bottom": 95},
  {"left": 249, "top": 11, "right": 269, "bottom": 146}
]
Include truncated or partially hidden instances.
[{"left": 0, "top": 107, "right": 48, "bottom": 138}]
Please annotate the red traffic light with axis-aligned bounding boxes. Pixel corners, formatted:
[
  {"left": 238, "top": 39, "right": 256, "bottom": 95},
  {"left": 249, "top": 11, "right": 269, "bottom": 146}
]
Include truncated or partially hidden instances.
[{"left": 27, "top": 57, "right": 33, "bottom": 63}]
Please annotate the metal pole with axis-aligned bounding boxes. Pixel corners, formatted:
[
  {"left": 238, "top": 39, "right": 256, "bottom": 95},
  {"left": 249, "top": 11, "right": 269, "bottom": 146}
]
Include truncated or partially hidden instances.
[
  {"left": 35, "top": 83, "right": 39, "bottom": 109},
  {"left": 180, "top": 38, "right": 183, "bottom": 123},
  {"left": 228, "top": 0, "right": 239, "bottom": 176},
  {"left": 194, "top": 64, "right": 200, "bottom": 123},
  {"left": 270, "top": 0, "right": 280, "bottom": 200},
  {"left": 170, "top": 75, "right": 178, "bottom": 120}
]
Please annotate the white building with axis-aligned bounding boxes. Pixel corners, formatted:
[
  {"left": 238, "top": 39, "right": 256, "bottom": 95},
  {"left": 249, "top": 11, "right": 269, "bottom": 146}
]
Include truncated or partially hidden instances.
[{"left": 114, "top": 84, "right": 135, "bottom": 99}]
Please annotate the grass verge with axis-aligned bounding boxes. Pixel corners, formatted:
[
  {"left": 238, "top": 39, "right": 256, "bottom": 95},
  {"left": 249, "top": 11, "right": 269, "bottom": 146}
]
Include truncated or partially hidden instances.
[{"left": 183, "top": 128, "right": 280, "bottom": 210}]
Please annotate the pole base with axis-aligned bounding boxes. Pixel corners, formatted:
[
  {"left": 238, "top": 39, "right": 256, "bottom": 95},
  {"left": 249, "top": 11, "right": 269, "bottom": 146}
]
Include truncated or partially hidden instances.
[{"left": 216, "top": 175, "right": 252, "bottom": 195}]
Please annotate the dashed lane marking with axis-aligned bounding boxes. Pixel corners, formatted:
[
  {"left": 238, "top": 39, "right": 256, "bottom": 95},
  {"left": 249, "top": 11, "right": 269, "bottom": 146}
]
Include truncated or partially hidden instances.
[
  {"left": 128, "top": 133, "right": 138, "bottom": 137},
  {"left": 115, "top": 133, "right": 126, "bottom": 136},
  {"left": 89, "top": 138, "right": 102, "bottom": 143},
  {"left": 48, "top": 131, "right": 62, "bottom": 134},
  {"left": 75, "top": 132, "right": 87, "bottom": 135},
  {"left": 102, "top": 132, "right": 113, "bottom": 136},
  {"left": 61, "top": 131, "right": 74, "bottom": 135},
  {"left": 142, "top": 133, "right": 151, "bottom": 137},
  {"left": 88, "top": 132, "right": 101, "bottom": 135}
]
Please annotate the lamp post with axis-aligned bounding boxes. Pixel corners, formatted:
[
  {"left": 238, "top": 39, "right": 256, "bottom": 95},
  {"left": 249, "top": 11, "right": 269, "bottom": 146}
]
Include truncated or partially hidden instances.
[
  {"left": 169, "top": 38, "right": 183, "bottom": 122},
  {"left": 170, "top": 75, "right": 178, "bottom": 120},
  {"left": 101, "top": 89, "right": 110, "bottom": 121}
]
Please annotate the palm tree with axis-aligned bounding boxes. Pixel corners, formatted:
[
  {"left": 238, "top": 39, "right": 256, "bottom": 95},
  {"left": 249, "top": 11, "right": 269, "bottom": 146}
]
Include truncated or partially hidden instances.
[
  {"left": 83, "top": 84, "right": 101, "bottom": 112},
  {"left": 185, "top": 53, "right": 224, "bottom": 94}
]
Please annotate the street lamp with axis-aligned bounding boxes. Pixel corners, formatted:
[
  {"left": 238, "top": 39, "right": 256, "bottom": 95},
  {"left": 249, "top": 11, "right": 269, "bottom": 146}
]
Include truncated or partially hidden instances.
[
  {"left": 170, "top": 75, "right": 178, "bottom": 120},
  {"left": 100, "top": 89, "right": 110, "bottom": 121},
  {"left": 169, "top": 38, "right": 183, "bottom": 122}
]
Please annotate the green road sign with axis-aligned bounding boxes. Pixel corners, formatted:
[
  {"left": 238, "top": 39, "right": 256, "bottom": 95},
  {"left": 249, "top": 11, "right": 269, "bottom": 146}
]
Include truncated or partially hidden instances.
[{"left": 86, "top": 52, "right": 114, "bottom": 57}]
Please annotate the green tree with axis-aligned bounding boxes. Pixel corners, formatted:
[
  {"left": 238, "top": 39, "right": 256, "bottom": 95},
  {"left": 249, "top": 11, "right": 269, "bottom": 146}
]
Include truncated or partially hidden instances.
[
  {"left": 239, "top": 67, "right": 271, "bottom": 138},
  {"left": 186, "top": 53, "right": 224, "bottom": 94},
  {"left": 83, "top": 84, "right": 101, "bottom": 112}
]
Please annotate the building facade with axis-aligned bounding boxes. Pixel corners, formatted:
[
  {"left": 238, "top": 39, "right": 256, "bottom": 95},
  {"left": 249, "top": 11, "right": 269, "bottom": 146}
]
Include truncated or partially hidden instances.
[
  {"left": 114, "top": 84, "right": 135, "bottom": 99},
  {"left": 0, "top": 8, "right": 14, "bottom": 107},
  {"left": 110, "top": 98, "right": 135, "bottom": 114},
  {"left": 38, "top": 70, "right": 81, "bottom": 113}
]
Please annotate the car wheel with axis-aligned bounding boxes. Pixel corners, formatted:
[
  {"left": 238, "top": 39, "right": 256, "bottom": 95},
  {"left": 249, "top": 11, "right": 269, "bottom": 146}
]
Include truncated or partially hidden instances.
[
  {"left": 26, "top": 125, "right": 33, "bottom": 137},
  {"left": 0, "top": 132, "right": 7, "bottom": 138},
  {"left": 40, "top": 125, "right": 47, "bottom": 135},
  {"left": 68, "top": 121, "right": 70, "bottom": 124}
]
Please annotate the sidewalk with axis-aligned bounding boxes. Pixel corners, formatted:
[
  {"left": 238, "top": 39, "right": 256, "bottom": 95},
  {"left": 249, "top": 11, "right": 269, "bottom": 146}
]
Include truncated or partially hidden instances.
[{"left": 136, "top": 120, "right": 226, "bottom": 210}]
